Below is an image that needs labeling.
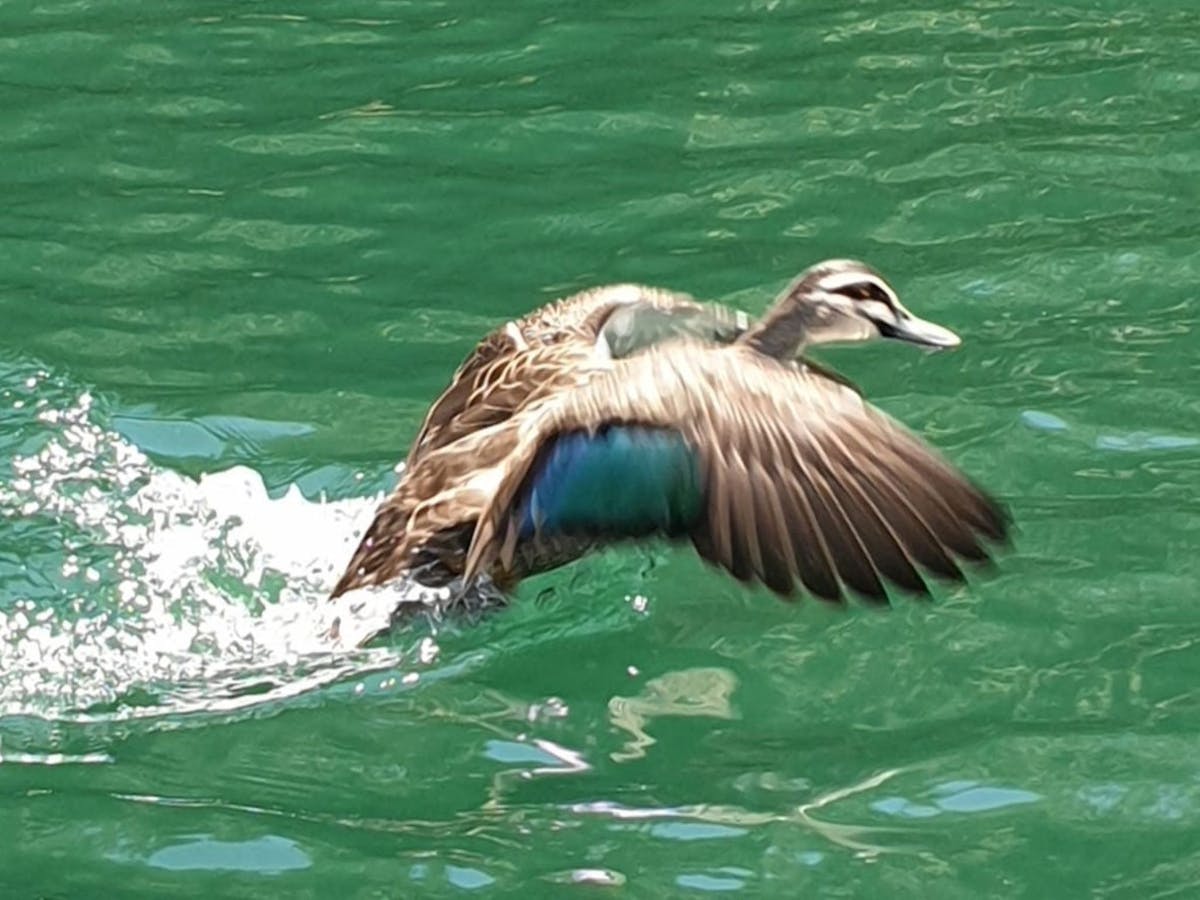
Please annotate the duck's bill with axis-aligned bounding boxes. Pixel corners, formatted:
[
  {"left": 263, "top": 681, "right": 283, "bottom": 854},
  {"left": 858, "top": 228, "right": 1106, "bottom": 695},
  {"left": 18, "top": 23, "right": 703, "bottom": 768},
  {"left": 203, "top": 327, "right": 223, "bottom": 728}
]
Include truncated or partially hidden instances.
[{"left": 879, "top": 312, "right": 962, "bottom": 349}]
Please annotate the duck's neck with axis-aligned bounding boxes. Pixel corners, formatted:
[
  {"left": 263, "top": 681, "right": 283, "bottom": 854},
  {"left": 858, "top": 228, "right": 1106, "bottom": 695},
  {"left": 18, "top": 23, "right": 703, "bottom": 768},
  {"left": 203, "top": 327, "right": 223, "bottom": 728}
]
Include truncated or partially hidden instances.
[{"left": 739, "top": 291, "right": 816, "bottom": 358}]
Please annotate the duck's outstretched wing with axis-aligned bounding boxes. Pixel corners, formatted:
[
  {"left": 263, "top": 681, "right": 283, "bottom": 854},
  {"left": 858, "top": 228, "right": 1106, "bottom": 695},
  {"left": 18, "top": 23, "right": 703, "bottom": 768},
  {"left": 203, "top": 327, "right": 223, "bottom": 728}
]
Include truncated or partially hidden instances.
[{"left": 465, "top": 344, "right": 1009, "bottom": 603}]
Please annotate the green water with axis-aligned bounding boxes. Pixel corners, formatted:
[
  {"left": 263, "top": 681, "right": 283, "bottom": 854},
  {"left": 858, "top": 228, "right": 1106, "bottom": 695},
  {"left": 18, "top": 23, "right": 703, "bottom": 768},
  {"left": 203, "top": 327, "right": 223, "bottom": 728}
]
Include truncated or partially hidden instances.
[{"left": 2, "top": 0, "right": 1199, "bottom": 895}]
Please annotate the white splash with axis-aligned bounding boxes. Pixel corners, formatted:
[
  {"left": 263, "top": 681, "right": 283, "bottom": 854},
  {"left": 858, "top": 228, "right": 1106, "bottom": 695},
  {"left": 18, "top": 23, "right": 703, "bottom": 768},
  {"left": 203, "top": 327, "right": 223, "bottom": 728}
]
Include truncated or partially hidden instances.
[{"left": 0, "top": 371, "right": 446, "bottom": 721}]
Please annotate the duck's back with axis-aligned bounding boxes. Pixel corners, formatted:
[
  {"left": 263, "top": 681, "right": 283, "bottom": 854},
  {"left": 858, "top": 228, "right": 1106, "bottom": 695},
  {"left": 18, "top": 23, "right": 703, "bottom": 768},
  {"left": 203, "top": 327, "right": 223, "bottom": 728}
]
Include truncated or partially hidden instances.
[{"left": 405, "top": 284, "right": 744, "bottom": 466}]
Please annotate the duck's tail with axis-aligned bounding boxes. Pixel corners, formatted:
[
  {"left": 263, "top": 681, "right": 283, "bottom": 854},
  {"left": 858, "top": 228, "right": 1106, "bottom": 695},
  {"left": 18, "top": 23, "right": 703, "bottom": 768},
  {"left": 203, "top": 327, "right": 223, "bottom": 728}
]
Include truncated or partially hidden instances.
[
  {"left": 330, "top": 500, "right": 414, "bottom": 598},
  {"left": 332, "top": 424, "right": 527, "bottom": 598}
]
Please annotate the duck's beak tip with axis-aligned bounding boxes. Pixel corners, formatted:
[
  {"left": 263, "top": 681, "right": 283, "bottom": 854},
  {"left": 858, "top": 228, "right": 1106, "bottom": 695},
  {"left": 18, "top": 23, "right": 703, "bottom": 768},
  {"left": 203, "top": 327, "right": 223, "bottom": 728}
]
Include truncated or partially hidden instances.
[{"left": 892, "top": 315, "right": 961, "bottom": 350}]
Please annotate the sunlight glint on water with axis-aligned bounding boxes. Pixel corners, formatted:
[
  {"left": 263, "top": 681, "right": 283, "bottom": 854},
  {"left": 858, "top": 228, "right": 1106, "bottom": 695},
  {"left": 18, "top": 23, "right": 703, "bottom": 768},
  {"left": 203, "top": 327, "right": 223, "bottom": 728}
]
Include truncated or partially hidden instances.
[{"left": 0, "top": 363, "right": 438, "bottom": 719}]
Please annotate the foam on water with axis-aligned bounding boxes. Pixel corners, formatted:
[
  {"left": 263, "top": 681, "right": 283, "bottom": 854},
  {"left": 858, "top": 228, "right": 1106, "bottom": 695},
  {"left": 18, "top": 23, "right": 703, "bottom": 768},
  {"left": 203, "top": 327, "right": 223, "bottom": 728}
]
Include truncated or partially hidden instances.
[{"left": 0, "top": 363, "right": 449, "bottom": 721}]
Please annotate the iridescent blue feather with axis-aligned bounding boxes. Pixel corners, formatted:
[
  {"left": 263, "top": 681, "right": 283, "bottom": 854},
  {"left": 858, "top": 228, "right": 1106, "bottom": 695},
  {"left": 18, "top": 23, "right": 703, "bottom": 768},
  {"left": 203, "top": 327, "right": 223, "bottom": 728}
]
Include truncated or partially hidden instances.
[{"left": 516, "top": 426, "right": 703, "bottom": 539}]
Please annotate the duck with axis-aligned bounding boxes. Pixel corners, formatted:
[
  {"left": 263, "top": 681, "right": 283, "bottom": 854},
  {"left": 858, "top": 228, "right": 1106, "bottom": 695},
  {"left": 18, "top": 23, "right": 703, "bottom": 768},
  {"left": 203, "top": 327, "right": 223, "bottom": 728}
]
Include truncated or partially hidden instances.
[{"left": 330, "top": 260, "right": 1007, "bottom": 610}]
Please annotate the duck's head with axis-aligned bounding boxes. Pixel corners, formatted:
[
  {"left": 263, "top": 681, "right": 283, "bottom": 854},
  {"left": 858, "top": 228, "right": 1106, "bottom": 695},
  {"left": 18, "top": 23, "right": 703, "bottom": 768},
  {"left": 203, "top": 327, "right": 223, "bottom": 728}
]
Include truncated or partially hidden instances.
[
  {"left": 744, "top": 260, "right": 961, "bottom": 358},
  {"left": 785, "top": 259, "right": 961, "bottom": 350},
  {"left": 792, "top": 260, "right": 960, "bottom": 352}
]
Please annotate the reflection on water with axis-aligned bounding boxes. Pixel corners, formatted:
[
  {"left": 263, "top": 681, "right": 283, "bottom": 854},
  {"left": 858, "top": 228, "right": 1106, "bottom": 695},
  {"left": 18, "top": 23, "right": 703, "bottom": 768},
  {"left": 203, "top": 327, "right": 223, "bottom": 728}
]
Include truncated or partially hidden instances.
[
  {"left": 141, "top": 834, "right": 312, "bottom": 874},
  {"left": 872, "top": 781, "right": 1040, "bottom": 819},
  {"left": 608, "top": 666, "right": 738, "bottom": 762}
]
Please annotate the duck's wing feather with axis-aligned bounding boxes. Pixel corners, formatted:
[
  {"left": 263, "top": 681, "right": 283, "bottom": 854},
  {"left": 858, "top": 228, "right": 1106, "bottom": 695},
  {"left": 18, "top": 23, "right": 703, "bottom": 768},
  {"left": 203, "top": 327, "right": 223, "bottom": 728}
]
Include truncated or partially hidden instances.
[
  {"left": 332, "top": 420, "right": 524, "bottom": 597},
  {"left": 465, "top": 343, "right": 1009, "bottom": 603},
  {"left": 596, "top": 294, "right": 750, "bottom": 359},
  {"left": 406, "top": 287, "right": 751, "bottom": 466},
  {"left": 405, "top": 323, "right": 526, "bottom": 468},
  {"left": 405, "top": 335, "right": 596, "bottom": 468}
]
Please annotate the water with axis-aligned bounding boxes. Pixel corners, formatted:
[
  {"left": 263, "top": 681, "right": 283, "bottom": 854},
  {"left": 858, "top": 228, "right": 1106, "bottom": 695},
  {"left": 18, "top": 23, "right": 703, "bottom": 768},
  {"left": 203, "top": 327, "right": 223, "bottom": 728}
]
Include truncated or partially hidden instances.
[{"left": 2, "top": 0, "right": 1199, "bottom": 895}]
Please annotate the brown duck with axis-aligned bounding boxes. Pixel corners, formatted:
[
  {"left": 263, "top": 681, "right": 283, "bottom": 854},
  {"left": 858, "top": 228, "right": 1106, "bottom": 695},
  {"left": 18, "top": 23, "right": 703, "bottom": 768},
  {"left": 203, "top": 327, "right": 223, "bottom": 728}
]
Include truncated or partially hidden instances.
[{"left": 332, "top": 260, "right": 1007, "bottom": 608}]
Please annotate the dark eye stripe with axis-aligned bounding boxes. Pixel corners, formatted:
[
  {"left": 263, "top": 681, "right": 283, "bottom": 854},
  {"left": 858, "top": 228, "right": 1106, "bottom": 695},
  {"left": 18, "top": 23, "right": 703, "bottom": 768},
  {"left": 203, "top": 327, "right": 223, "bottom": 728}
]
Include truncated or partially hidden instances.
[{"left": 866, "top": 282, "right": 894, "bottom": 305}]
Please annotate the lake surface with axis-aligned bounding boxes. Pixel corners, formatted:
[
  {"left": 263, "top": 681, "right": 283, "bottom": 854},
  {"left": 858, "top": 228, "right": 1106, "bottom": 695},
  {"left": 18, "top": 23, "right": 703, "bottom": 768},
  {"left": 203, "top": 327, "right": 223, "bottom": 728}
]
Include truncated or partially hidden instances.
[{"left": 2, "top": 0, "right": 1198, "bottom": 895}]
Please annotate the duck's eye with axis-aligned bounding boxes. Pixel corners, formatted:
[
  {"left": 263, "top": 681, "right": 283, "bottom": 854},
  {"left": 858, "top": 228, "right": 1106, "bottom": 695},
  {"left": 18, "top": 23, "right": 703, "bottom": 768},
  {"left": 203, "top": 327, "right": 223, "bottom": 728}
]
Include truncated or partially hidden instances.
[{"left": 844, "top": 282, "right": 894, "bottom": 306}]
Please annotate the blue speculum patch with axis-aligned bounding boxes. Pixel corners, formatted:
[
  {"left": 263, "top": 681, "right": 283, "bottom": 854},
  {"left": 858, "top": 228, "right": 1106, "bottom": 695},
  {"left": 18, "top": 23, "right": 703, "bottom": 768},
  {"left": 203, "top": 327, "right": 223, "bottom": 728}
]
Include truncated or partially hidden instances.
[{"left": 517, "top": 426, "right": 702, "bottom": 538}]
